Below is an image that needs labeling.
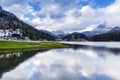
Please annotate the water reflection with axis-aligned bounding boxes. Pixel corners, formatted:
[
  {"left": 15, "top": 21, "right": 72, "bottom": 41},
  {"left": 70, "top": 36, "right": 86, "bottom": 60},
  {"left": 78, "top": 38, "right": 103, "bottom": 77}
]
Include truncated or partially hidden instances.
[
  {"left": 65, "top": 44, "right": 120, "bottom": 54},
  {"left": 0, "top": 50, "right": 48, "bottom": 79},
  {"left": 0, "top": 44, "right": 120, "bottom": 80}
]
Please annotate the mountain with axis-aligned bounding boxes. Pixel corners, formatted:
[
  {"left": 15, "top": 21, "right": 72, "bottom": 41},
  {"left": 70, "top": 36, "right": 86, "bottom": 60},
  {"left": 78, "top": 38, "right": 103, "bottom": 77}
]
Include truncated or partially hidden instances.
[
  {"left": 89, "top": 26, "right": 120, "bottom": 41},
  {"left": 83, "top": 24, "right": 111, "bottom": 36},
  {"left": 111, "top": 26, "right": 120, "bottom": 32},
  {"left": 0, "top": 6, "right": 56, "bottom": 41},
  {"left": 52, "top": 30, "right": 67, "bottom": 38},
  {"left": 52, "top": 30, "right": 65, "bottom": 35},
  {"left": 40, "top": 30, "right": 58, "bottom": 38},
  {"left": 63, "top": 32, "right": 88, "bottom": 41},
  {"left": 93, "top": 24, "right": 106, "bottom": 31}
]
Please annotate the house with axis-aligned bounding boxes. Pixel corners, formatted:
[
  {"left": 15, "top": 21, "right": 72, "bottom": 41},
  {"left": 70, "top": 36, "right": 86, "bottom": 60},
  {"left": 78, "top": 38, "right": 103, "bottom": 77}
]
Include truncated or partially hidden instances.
[{"left": 0, "top": 29, "right": 24, "bottom": 40}]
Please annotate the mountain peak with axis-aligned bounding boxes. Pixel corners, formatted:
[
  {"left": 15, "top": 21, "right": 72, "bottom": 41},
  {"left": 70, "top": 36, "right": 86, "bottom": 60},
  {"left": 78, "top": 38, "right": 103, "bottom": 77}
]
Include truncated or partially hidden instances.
[
  {"left": 0, "top": 7, "right": 17, "bottom": 19},
  {"left": 111, "top": 26, "right": 120, "bottom": 31},
  {"left": 82, "top": 22, "right": 112, "bottom": 36},
  {"left": 93, "top": 24, "right": 106, "bottom": 31},
  {"left": 72, "top": 32, "right": 79, "bottom": 34}
]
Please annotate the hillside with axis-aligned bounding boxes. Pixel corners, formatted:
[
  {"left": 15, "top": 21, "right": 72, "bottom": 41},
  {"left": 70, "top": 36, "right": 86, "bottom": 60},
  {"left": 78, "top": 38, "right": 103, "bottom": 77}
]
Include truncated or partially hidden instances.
[
  {"left": 0, "top": 6, "right": 56, "bottom": 41},
  {"left": 40, "top": 30, "right": 58, "bottom": 38},
  {"left": 63, "top": 32, "right": 88, "bottom": 41},
  {"left": 89, "top": 27, "right": 120, "bottom": 41}
]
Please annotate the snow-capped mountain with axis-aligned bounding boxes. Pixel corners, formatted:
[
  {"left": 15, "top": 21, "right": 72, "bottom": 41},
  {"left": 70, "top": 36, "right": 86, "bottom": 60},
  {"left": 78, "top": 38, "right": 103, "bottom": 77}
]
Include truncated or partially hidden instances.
[
  {"left": 89, "top": 26, "right": 120, "bottom": 41},
  {"left": 93, "top": 24, "right": 110, "bottom": 31},
  {"left": 83, "top": 24, "right": 111, "bottom": 36},
  {"left": 111, "top": 26, "right": 120, "bottom": 32}
]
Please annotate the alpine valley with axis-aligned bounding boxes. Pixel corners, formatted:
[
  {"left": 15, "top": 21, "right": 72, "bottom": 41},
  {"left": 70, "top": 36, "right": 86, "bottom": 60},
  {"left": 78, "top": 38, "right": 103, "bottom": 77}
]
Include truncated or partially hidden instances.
[{"left": 0, "top": 6, "right": 120, "bottom": 41}]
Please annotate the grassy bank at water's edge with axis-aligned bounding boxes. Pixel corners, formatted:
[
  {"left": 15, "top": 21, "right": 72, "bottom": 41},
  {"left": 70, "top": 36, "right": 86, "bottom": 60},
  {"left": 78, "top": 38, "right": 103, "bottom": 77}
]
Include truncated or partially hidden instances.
[{"left": 0, "top": 40, "right": 68, "bottom": 53}]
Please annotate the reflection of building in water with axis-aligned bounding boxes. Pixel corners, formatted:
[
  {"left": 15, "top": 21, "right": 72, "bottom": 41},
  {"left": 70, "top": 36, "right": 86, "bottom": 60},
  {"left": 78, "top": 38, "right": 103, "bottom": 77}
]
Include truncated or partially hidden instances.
[
  {"left": 0, "top": 50, "right": 44, "bottom": 79},
  {"left": 0, "top": 29, "right": 24, "bottom": 40},
  {"left": 0, "top": 51, "right": 38, "bottom": 79}
]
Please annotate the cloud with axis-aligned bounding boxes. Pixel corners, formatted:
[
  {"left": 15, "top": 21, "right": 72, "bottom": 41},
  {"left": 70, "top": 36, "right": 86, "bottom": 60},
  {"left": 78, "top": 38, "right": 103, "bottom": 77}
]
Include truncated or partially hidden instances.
[
  {"left": 0, "top": 0, "right": 28, "bottom": 7},
  {"left": 0, "top": 0, "right": 119, "bottom": 32},
  {"left": 50, "top": 12, "right": 66, "bottom": 19},
  {"left": 53, "top": 0, "right": 80, "bottom": 9}
]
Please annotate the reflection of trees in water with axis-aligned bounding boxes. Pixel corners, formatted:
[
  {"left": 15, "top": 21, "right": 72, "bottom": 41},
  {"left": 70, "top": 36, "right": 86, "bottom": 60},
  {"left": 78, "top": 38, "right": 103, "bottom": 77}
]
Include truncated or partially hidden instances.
[
  {"left": 0, "top": 50, "right": 48, "bottom": 79},
  {"left": 64, "top": 44, "right": 120, "bottom": 54}
]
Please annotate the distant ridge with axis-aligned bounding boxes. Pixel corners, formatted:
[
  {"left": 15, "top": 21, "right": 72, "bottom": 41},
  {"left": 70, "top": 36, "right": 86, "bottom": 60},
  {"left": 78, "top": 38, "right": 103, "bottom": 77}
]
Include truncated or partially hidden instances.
[{"left": 63, "top": 32, "right": 88, "bottom": 41}]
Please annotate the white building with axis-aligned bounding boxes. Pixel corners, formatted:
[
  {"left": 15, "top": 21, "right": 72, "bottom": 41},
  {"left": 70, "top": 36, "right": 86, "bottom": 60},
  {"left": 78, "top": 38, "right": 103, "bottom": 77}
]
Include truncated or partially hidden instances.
[{"left": 0, "top": 29, "right": 22, "bottom": 40}]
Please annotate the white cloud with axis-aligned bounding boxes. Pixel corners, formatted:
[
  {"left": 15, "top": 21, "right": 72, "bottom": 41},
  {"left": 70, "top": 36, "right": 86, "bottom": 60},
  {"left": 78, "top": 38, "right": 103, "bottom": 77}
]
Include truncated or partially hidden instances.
[{"left": 0, "top": 0, "right": 120, "bottom": 33}]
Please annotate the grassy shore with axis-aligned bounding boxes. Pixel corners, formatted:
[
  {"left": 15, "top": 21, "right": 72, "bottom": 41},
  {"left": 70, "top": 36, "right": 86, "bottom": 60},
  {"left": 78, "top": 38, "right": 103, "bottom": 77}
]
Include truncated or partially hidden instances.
[{"left": 0, "top": 40, "right": 67, "bottom": 53}]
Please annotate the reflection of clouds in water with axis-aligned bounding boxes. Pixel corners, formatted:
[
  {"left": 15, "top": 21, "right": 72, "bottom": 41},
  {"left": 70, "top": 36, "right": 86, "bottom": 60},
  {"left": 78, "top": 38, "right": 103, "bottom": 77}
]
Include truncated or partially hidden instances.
[
  {"left": 30, "top": 72, "right": 41, "bottom": 80},
  {"left": 60, "top": 42, "right": 120, "bottom": 48},
  {"left": 1, "top": 48, "right": 120, "bottom": 80}
]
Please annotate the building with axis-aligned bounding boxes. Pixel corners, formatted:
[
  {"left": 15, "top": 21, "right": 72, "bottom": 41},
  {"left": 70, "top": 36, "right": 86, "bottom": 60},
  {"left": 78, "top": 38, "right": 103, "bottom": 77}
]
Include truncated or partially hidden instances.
[{"left": 0, "top": 29, "right": 23, "bottom": 40}]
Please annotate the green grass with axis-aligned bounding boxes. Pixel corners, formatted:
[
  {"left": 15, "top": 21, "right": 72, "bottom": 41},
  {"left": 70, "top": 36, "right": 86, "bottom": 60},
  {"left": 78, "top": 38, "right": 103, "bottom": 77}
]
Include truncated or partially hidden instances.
[{"left": 0, "top": 40, "right": 68, "bottom": 53}]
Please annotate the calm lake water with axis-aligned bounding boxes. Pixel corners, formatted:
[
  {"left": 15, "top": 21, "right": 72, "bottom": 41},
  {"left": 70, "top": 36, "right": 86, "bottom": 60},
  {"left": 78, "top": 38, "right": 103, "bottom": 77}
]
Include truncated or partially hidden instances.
[{"left": 0, "top": 42, "right": 120, "bottom": 80}]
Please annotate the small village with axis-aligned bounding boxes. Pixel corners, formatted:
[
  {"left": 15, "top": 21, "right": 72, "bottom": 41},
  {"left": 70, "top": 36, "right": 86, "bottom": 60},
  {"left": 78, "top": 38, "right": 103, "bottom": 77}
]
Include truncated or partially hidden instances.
[{"left": 0, "top": 29, "right": 26, "bottom": 41}]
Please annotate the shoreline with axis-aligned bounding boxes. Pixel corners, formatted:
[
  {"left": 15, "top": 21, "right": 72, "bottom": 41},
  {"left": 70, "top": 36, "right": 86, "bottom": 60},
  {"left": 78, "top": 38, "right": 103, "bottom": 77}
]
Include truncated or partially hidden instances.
[{"left": 59, "top": 41, "right": 120, "bottom": 49}]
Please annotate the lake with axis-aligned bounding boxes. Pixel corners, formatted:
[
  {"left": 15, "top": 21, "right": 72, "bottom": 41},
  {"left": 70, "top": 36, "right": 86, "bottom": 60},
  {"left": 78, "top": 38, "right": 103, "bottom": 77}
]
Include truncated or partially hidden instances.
[{"left": 0, "top": 42, "right": 120, "bottom": 80}]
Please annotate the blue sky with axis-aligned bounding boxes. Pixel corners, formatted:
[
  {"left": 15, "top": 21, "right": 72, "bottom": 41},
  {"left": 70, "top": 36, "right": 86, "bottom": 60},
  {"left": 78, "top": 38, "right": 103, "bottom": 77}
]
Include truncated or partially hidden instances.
[
  {"left": 80, "top": 0, "right": 115, "bottom": 8},
  {"left": 26, "top": 0, "right": 115, "bottom": 20},
  {"left": 29, "top": 1, "right": 41, "bottom": 11},
  {"left": 0, "top": 0, "right": 120, "bottom": 32},
  {"left": 28, "top": 0, "right": 115, "bottom": 13}
]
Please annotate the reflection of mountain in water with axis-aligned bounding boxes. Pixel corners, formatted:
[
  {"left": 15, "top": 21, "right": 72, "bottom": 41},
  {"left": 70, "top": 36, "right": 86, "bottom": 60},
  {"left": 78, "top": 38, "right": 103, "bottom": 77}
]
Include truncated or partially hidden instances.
[
  {"left": 64, "top": 44, "right": 120, "bottom": 54},
  {"left": 0, "top": 50, "right": 48, "bottom": 78}
]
